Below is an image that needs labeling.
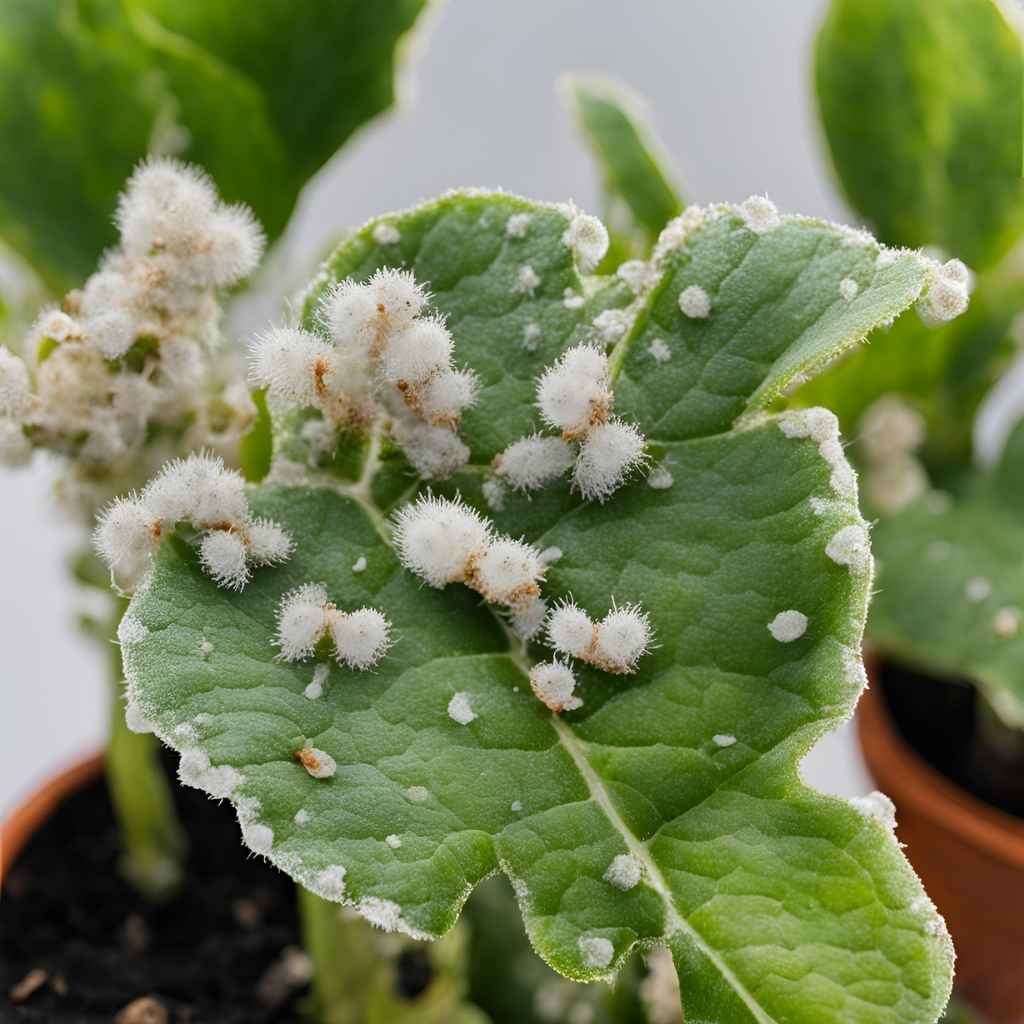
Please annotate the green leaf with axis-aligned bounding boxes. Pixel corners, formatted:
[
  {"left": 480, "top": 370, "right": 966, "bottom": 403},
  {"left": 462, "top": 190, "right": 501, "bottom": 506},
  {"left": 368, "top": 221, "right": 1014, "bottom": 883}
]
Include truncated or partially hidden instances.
[
  {"left": 815, "top": 0, "right": 1024, "bottom": 270},
  {"left": 0, "top": 0, "right": 428, "bottom": 289},
  {"left": 794, "top": 273, "right": 1024, "bottom": 475},
  {"left": 238, "top": 388, "right": 273, "bottom": 483},
  {"left": 562, "top": 75, "right": 684, "bottom": 261},
  {"left": 126, "top": 193, "right": 953, "bottom": 1022},
  {"left": 869, "top": 420, "right": 1024, "bottom": 727}
]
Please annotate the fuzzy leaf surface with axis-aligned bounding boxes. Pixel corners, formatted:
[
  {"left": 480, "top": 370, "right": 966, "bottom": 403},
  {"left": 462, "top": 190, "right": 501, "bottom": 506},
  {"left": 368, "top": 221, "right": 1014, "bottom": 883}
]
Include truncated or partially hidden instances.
[
  {"left": 127, "top": 193, "right": 953, "bottom": 1023},
  {"left": 816, "top": 0, "right": 1024, "bottom": 270},
  {"left": 870, "top": 421, "right": 1024, "bottom": 726}
]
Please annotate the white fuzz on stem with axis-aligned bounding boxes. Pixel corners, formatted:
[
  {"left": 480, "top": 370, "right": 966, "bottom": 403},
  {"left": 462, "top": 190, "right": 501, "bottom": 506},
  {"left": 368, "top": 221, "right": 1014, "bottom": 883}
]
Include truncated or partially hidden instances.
[
  {"left": 494, "top": 434, "right": 575, "bottom": 492},
  {"left": 572, "top": 419, "right": 647, "bottom": 502},
  {"left": 529, "top": 660, "right": 583, "bottom": 712},
  {"left": 562, "top": 212, "right": 609, "bottom": 274}
]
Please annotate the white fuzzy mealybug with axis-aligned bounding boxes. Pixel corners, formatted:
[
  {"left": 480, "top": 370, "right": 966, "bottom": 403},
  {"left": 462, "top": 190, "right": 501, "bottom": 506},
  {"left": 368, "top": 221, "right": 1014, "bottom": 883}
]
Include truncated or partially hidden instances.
[
  {"left": 329, "top": 607, "right": 392, "bottom": 670},
  {"left": 199, "top": 530, "right": 250, "bottom": 590},
  {"left": 562, "top": 288, "right": 585, "bottom": 310},
  {"left": 509, "top": 596, "right": 548, "bottom": 641},
  {"left": 572, "top": 418, "right": 647, "bottom": 502},
  {"left": 563, "top": 212, "right": 609, "bottom": 274},
  {"left": 712, "top": 734, "right": 736, "bottom": 748},
  {"left": 305, "top": 663, "right": 330, "bottom": 700},
  {"left": 647, "top": 464, "right": 674, "bottom": 490},
  {"left": 617, "top": 260, "right": 658, "bottom": 295},
  {"left": 385, "top": 834, "right": 402, "bottom": 849},
  {"left": 94, "top": 496, "right": 158, "bottom": 576},
  {"left": 276, "top": 583, "right": 330, "bottom": 662},
  {"left": 351, "top": 555, "right": 367, "bottom": 573},
  {"left": 296, "top": 746, "right": 337, "bottom": 780},
  {"left": 593, "top": 308, "right": 630, "bottom": 345},
  {"left": 494, "top": 434, "right": 575, "bottom": 492},
  {"left": 767, "top": 610, "right": 808, "bottom": 643},
  {"left": 603, "top": 853, "right": 642, "bottom": 891},
  {"left": 825, "top": 524, "right": 871, "bottom": 574},
  {"left": 311, "top": 865, "right": 347, "bottom": 901},
  {"left": 249, "top": 327, "right": 333, "bottom": 407},
  {"left": 678, "top": 285, "right": 711, "bottom": 319},
  {"left": 378, "top": 317, "right": 453, "bottom": 386},
  {"left": 839, "top": 277, "right": 859, "bottom": 302},
  {"left": 536, "top": 344, "right": 612, "bottom": 436},
  {"left": 473, "top": 537, "right": 544, "bottom": 606},
  {"left": 529, "top": 660, "right": 583, "bottom": 712},
  {"left": 247, "top": 518, "right": 295, "bottom": 566},
  {"left": 546, "top": 600, "right": 595, "bottom": 659},
  {"left": 372, "top": 223, "right": 401, "bottom": 246},
  {"left": 447, "top": 691, "right": 476, "bottom": 725},
  {"left": 739, "top": 195, "right": 781, "bottom": 234},
  {"left": 392, "top": 493, "right": 491, "bottom": 588},
  {"left": 592, "top": 603, "right": 654, "bottom": 674},
  {"left": 648, "top": 338, "right": 672, "bottom": 364},
  {"left": 850, "top": 790, "right": 897, "bottom": 831},
  {"left": 917, "top": 259, "right": 970, "bottom": 325}
]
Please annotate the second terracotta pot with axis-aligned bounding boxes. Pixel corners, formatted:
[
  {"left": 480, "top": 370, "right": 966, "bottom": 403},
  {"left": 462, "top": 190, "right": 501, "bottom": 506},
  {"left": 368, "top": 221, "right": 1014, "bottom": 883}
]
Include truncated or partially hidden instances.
[{"left": 858, "top": 683, "right": 1024, "bottom": 1024}]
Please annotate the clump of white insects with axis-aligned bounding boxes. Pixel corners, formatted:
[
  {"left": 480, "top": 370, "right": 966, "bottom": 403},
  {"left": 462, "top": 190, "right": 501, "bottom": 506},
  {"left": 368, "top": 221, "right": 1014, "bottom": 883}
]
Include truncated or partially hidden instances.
[
  {"left": 250, "top": 264, "right": 478, "bottom": 479},
  {"left": 545, "top": 598, "right": 654, "bottom": 674},
  {"left": 0, "top": 159, "right": 264, "bottom": 513},
  {"left": 494, "top": 343, "right": 647, "bottom": 502},
  {"left": 94, "top": 452, "right": 292, "bottom": 590},
  {"left": 274, "top": 582, "right": 392, "bottom": 670}
]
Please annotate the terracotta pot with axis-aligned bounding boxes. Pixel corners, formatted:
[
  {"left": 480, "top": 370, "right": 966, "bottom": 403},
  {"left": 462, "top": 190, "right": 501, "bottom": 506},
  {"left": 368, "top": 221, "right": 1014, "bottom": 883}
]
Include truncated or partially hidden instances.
[
  {"left": 858, "top": 684, "right": 1024, "bottom": 1024},
  {"left": 1, "top": 752, "right": 104, "bottom": 883}
]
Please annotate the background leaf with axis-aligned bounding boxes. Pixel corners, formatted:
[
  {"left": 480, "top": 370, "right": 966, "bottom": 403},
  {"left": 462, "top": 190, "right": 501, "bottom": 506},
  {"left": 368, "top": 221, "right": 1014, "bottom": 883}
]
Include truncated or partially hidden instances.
[
  {"left": 127, "top": 194, "right": 953, "bottom": 1022},
  {"left": 0, "top": 0, "right": 428, "bottom": 289},
  {"left": 815, "top": 0, "right": 1024, "bottom": 271}
]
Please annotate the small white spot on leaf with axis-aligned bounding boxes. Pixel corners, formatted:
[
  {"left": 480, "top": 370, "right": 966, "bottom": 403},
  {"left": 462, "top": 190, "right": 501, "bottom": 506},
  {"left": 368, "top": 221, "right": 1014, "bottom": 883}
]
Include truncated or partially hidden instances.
[
  {"left": 603, "top": 853, "right": 642, "bottom": 891},
  {"left": 768, "top": 610, "right": 808, "bottom": 643},
  {"left": 578, "top": 935, "right": 614, "bottom": 969},
  {"left": 447, "top": 692, "right": 476, "bottom": 725}
]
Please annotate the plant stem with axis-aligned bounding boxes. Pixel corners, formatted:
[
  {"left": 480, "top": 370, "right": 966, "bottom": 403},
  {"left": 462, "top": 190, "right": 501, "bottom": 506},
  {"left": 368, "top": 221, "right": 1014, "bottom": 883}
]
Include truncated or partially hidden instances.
[{"left": 104, "top": 609, "right": 186, "bottom": 899}]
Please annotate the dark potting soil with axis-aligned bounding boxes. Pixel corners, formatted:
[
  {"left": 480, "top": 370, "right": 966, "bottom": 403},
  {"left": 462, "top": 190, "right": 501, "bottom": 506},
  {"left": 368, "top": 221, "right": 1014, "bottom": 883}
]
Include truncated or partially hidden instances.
[
  {"left": 877, "top": 660, "right": 1024, "bottom": 819},
  {"left": 1, "top": 752, "right": 309, "bottom": 1024}
]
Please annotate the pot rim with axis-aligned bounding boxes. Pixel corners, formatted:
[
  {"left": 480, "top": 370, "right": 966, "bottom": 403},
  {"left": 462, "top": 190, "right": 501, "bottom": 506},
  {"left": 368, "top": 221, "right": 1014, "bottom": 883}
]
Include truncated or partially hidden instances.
[
  {"left": 858, "top": 681, "right": 1024, "bottom": 867},
  {"left": 1, "top": 751, "right": 104, "bottom": 884}
]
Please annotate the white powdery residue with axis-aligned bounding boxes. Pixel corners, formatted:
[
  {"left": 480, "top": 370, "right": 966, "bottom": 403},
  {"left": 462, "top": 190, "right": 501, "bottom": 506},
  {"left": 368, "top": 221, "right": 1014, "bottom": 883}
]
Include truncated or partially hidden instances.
[
  {"left": 965, "top": 577, "right": 992, "bottom": 603},
  {"left": 562, "top": 287, "right": 585, "bottom": 310},
  {"left": 648, "top": 338, "right": 672, "bottom": 364},
  {"left": 511, "top": 800, "right": 523, "bottom": 812},
  {"left": 310, "top": 865, "right": 347, "bottom": 901},
  {"left": 850, "top": 791, "right": 897, "bottom": 832},
  {"left": 839, "top": 277, "right": 859, "bottom": 302},
  {"left": 293, "top": 809, "right": 311, "bottom": 827},
  {"left": 876, "top": 249, "right": 899, "bottom": 269},
  {"left": 359, "top": 897, "right": 404, "bottom": 933},
  {"left": 351, "top": 555, "right": 367, "bottom": 574},
  {"left": 653, "top": 205, "right": 705, "bottom": 261},
  {"left": 522, "top": 321, "right": 542, "bottom": 351},
  {"left": 739, "top": 195, "right": 781, "bottom": 234},
  {"left": 593, "top": 308, "right": 630, "bottom": 345},
  {"left": 242, "top": 822, "right": 275, "bottom": 856},
  {"left": 578, "top": 935, "right": 614, "bottom": 970},
  {"left": 177, "top": 748, "right": 210, "bottom": 788},
  {"left": 993, "top": 606, "right": 1021, "bottom": 638},
  {"left": 304, "top": 663, "right": 329, "bottom": 700},
  {"left": 506, "top": 213, "right": 532, "bottom": 238},
  {"left": 124, "top": 698, "right": 154, "bottom": 735},
  {"left": 515, "top": 264, "right": 541, "bottom": 296},
  {"left": 677, "top": 285, "right": 711, "bottom": 319},
  {"left": 510, "top": 596, "right": 548, "bottom": 641},
  {"left": 117, "top": 615, "right": 149, "bottom": 646},
  {"left": 603, "top": 853, "right": 642, "bottom": 891},
  {"left": 236, "top": 796, "right": 262, "bottom": 825},
  {"left": 563, "top": 212, "right": 609, "bottom": 273},
  {"left": 510, "top": 876, "right": 530, "bottom": 901},
  {"left": 647, "top": 464, "right": 674, "bottom": 490},
  {"left": 447, "top": 691, "right": 477, "bottom": 725},
  {"left": 199, "top": 638, "right": 214, "bottom": 658},
  {"left": 482, "top": 477, "right": 506, "bottom": 511},
  {"left": 826, "top": 524, "right": 871, "bottom": 574},
  {"left": 406, "top": 785, "right": 429, "bottom": 803},
  {"left": 617, "top": 259, "right": 658, "bottom": 294},
  {"left": 385, "top": 834, "right": 402, "bottom": 849},
  {"left": 767, "top": 610, "right": 808, "bottom": 643},
  {"left": 540, "top": 546, "right": 563, "bottom": 566},
  {"left": 372, "top": 223, "right": 401, "bottom": 245},
  {"left": 202, "top": 764, "right": 245, "bottom": 799},
  {"left": 712, "top": 734, "right": 736, "bottom": 748},
  {"left": 841, "top": 646, "right": 869, "bottom": 690}
]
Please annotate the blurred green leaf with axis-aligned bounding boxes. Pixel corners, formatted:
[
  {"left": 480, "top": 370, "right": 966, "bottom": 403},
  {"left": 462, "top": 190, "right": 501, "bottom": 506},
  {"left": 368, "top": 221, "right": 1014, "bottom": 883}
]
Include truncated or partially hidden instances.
[
  {"left": 238, "top": 387, "right": 273, "bottom": 483},
  {"left": 816, "top": 0, "right": 1024, "bottom": 269},
  {"left": 562, "top": 75, "right": 684, "bottom": 261},
  {"left": 0, "top": 0, "right": 428, "bottom": 290}
]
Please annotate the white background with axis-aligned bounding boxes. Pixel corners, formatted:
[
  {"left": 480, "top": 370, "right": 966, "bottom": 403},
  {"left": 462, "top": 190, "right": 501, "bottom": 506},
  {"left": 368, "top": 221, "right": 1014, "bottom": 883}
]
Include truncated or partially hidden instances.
[{"left": 1, "top": 0, "right": 875, "bottom": 814}]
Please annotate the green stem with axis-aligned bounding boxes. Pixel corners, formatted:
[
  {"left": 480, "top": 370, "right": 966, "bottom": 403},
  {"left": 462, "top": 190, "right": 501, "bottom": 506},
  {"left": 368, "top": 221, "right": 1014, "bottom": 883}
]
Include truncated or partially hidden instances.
[
  {"left": 297, "top": 885, "right": 488, "bottom": 1024},
  {"left": 105, "top": 609, "right": 186, "bottom": 899}
]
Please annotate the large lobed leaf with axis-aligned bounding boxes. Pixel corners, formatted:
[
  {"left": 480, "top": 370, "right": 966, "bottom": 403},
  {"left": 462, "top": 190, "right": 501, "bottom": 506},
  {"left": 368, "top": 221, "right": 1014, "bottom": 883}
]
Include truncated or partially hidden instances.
[
  {"left": 815, "top": 0, "right": 1024, "bottom": 271},
  {"left": 870, "top": 421, "right": 1024, "bottom": 728},
  {"left": 0, "top": 0, "right": 427, "bottom": 289},
  {"left": 125, "top": 193, "right": 953, "bottom": 1022}
]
